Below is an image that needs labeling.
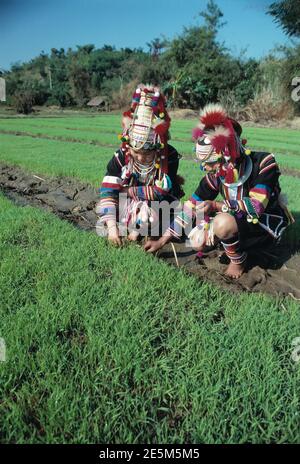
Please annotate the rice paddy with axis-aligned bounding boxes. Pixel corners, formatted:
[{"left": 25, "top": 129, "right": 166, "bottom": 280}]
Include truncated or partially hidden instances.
[{"left": 0, "top": 113, "right": 300, "bottom": 444}]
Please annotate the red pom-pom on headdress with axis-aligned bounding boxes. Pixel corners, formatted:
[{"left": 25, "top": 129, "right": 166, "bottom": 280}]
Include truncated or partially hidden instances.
[
  {"left": 207, "top": 126, "right": 231, "bottom": 153},
  {"left": 225, "top": 164, "right": 235, "bottom": 184},
  {"left": 200, "top": 104, "right": 227, "bottom": 128},
  {"left": 153, "top": 120, "right": 170, "bottom": 137},
  {"left": 197, "top": 104, "right": 241, "bottom": 164}
]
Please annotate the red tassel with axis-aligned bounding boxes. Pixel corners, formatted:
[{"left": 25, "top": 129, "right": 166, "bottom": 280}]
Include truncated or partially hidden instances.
[
  {"left": 211, "top": 134, "right": 229, "bottom": 154},
  {"left": 154, "top": 121, "right": 170, "bottom": 137},
  {"left": 222, "top": 120, "right": 238, "bottom": 161},
  {"left": 217, "top": 165, "right": 227, "bottom": 177},
  {"left": 229, "top": 118, "right": 242, "bottom": 137},
  {"left": 157, "top": 99, "right": 165, "bottom": 114},
  {"left": 161, "top": 145, "right": 169, "bottom": 174},
  {"left": 225, "top": 164, "right": 234, "bottom": 184}
]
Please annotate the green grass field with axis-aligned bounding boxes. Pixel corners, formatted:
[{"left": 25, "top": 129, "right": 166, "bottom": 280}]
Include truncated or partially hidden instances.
[{"left": 0, "top": 114, "right": 300, "bottom": 443}]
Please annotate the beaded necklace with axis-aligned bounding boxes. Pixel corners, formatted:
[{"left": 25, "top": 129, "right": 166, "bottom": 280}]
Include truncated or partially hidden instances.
[
  {"left": 133, "top": 159, "right": 155, "bottom": 175},
  {"left": 132, "top": 158, "right": 158, "bottom": 185}
]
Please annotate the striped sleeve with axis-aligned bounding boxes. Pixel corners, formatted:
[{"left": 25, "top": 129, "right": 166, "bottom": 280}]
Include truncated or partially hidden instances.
[
  {"left": 224, "top": 154, "right": 280, "bottom": 218},
  {"left": 98, "top": 152, "right": 124, "bottom": 223},
  {"left": 168, "top": 174, "right": 220, "bottom": 239},
  {"left": 258, "top": 153, "right": 278, "bottom": 176}
]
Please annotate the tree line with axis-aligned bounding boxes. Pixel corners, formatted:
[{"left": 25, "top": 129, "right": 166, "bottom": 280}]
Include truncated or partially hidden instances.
[{"left": 1, "top": 0, "right": 299, "bottom": 118}]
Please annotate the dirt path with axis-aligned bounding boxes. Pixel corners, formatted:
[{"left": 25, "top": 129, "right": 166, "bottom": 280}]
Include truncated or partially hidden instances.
[{"left": 1, "top": 162, "right": 300, "bottom": 299}]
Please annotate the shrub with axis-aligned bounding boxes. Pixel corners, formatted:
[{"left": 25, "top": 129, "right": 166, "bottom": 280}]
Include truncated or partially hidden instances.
[
  {"left": 13, "top": 90, "right": 35, "bottom": 114},
  {"left": 242, "top": 89, "right": 293, "bottom": 122}
]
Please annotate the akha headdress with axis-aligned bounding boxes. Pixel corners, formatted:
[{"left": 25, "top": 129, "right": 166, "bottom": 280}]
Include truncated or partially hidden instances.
[
  {"left": 192, "top": 104, "right": 249, "bottom": 184},
  {"left": 119, "top": 84, "right": 171, "bottom": 173}
]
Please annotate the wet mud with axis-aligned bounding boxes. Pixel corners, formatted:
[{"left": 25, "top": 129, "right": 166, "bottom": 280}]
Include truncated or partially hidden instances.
[{"left": 1, "top": 162, "right": 300, "bottom": 299}]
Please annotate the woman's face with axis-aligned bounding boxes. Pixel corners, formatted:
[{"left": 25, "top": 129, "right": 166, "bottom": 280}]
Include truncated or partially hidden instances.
[{"left": 130, "top": 148, "right": 157, "bottom": 164}]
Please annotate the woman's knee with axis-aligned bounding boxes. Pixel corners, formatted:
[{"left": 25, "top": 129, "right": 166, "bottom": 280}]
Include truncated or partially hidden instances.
[{"left": 213, "top": 213, "right": 238, "bottom": 239}]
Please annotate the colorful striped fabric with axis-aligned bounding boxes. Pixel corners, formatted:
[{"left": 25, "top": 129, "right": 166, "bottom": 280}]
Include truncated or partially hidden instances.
[
  {"left": 221, "top": 235, "right": 247, "bottom": 265},
  {"left": 98, "top": 175, "right": 123, "bottom": 221},
  {"left": 223, "top": 153, "right": 279, "bottom": 218},
  {"left": 169, "top": 200, "right": 196, "bottom": 238},
  {"left": 225, "top": 183, "right": 271, "bottom": 218},
  {"left": 168, "top": 174, "right": 220, "bottom": 238},
  {"left": 205, "top": 173, "right": 219, "bottom": 192},
  {"left": 168, "top": 151, "right": 281, "bottom": 239},
  {"left": 98, "top": 147, "right": 181, "bottom": 225},
  {"left": 168, "top": 194, "right": 204, "bottom": 239},
  {"left": 128, "top": 184, "right": 169, "bottom": 202}
]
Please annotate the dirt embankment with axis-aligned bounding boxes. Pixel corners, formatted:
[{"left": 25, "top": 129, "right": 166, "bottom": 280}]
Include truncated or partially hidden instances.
[
  {"left": 1, "top": 162, "right": 300, "bottom": 299},
  {"left": 0, "top": 163, "right": 97, "bottom": 231}
]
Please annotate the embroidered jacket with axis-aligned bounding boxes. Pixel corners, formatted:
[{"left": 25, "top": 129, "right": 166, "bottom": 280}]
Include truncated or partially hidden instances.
[
  {"left": 169, "top": 152, "right": 290, "bottom": 239},
  {"left": 98, "top": 144, "right": 182, "bottom": 224}
]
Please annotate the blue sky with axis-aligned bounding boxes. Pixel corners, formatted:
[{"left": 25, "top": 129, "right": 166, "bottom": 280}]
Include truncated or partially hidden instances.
[{"left": 0, "top": 0, "right": 293, "bottom": 70}]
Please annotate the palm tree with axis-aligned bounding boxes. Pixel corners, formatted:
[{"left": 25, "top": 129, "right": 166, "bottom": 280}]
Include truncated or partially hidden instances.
[{"left": 146, "top": 38, "right": 167, "bottom": 60}]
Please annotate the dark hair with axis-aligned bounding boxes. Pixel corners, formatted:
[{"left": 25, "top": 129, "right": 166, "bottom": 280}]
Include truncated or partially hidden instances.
[{"left": 229, "top": 118, "right": 242, "bottom": 137}]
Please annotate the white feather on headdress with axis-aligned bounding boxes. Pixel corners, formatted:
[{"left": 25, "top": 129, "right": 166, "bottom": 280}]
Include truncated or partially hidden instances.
[
  {"left": 199, "top": 104, "right": 228, "bottom": 129},
  {"left": 207, "top": 126, "right": 231, "bottom": 142},
  {"left": 199, "top": 103, "right": 227, "bottom": 119}
]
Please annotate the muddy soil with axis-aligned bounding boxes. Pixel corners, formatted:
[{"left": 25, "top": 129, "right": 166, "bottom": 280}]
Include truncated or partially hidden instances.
[
  {"left": 0, "top": 163, "right": 97, "bottom": 231},
  {"left": 1, "top": 162, "right": 300, "bottom": 299}
]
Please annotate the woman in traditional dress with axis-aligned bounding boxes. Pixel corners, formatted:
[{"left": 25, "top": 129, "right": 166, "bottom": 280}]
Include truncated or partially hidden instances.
[
  {"left": 96, "top": 85, "right": 184, "bottom": 246},
  {"left": 144, "top": 104, "right": 293, "bottom": 278}
]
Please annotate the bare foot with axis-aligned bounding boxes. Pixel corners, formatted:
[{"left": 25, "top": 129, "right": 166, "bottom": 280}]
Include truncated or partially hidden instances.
[
  {"left": 127, "top": 231, "right": 140, "bottom": 242},
  {"left": 225, "top": 261, "right": 245, "bottom": 279}
]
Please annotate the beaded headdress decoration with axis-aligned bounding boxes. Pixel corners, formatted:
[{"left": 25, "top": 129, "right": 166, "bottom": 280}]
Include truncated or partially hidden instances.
[
  {"left": 119, "top": 84, "right": 171, "bottom": 174},
  {"left": 192, "top": 104, "right": 250, "bottom": 184}
]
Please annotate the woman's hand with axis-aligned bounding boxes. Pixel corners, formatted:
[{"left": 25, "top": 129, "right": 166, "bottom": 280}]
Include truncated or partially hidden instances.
[
  {"left": 196, "top": 200, "right": 219, "bottom": 215},
  {"left": 144, "top": 234, "right": 171, "bottom": 253},
  {"left": 107, "top": 224, "right": 122, "bottom": 247}
]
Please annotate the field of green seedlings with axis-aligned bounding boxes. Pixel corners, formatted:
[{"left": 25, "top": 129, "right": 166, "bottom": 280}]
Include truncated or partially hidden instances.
[{"left": 0, "top": 114, "right": 300, "bottom": 444}]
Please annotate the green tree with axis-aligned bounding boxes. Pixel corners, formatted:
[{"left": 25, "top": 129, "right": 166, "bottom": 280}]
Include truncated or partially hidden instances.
[
  {"left": 160, "top": 0, "right": 241, "bottom": 107},
  {"left": 11, "top": 77, "right": 49, "bottom": 113},
  {"left": 268, "top": 0, "right": 300, "bottom": 37},
  {"left": 146, "top": 37, "right": 167, "bottom": 60},
  {"left": 3, "top": 0, "right": 273, "bottom": 112},
  {"left": 48, "top": 48, "right": 73, "bottom": 107},
  {"left": 198, "top": 0, "right": 226, "bottom": 35}
]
